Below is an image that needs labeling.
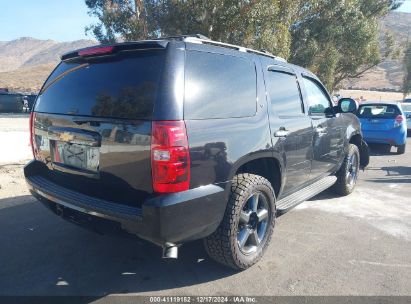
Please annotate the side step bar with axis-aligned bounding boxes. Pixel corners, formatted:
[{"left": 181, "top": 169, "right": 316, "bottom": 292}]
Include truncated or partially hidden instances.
[{"left": 276, "top": 176, "right": 337, "bottom": 214}]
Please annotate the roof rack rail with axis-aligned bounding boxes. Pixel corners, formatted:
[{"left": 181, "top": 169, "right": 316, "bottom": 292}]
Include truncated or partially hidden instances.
[
  {"left": 155, "top": 34, "right": 211, "bottom": 41},
  {"left": 183, "top": 36, "right": 287, "bottom": 62}
]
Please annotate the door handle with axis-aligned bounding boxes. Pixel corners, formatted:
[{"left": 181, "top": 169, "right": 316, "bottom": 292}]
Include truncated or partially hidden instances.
[{"left": 274, "top": 128, "right": 290, "bottom": 138}]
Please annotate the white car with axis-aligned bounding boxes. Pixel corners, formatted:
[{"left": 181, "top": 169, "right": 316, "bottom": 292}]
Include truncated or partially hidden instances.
[{"left": 401, "top": 103, "right": 411, "bottom": 131}]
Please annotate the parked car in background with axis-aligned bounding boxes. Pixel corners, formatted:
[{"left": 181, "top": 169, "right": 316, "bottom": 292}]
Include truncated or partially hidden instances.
[
  {"left": 357, "top": 102, "right": 407, "bottom": 154},
  {"left": 403, "top": 98, "right": 411, "bottom": 104},
  {"left": 401, "top": 103, "right": 411, "bottom": 131},
  {"left": 0, "top": 92, "right": 24, "bottom": 113}
]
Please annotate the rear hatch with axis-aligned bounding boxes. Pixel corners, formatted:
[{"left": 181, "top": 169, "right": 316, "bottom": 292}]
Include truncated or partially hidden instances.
[
  {"left": 30, "top": 44, "right": 167, "bottom": 208},
  {"left": 357, "top": 104, "right": 402, "bottom": 132}
]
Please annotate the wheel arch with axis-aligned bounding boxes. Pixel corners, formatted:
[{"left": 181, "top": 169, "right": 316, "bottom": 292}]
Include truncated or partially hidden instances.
[
  {"left": 348, "top": 133, "right": 369, "bottom": 168},
  {"left": 229, "top": 154, "right": 283, "bottom": 198}
]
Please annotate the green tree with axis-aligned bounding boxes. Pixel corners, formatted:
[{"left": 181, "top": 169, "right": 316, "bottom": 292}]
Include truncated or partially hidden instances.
[
  {"left": 403, "top": 43, "right": 411, "bottom": 98},
  {"left": 85, "top": 0, "right": 148, "bottom": 43},
  {"left": 85, "top": 0, "right": 298, "bottom": 58},
  {"left": 85, "top": 0, "right": 402, "bottom": 91},
  {"left": 290, "top": 0, "right": 401, "bottom": 90}
]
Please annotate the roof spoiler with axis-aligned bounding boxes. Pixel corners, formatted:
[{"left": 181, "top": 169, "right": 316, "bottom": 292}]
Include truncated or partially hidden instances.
[{"left": 61, "top": 40, "right": 169, "bottom": 61}]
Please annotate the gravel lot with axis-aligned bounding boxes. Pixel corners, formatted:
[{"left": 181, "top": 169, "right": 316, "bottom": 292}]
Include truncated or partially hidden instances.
[{"left": 0, "top": 115, "right": 410, "bottom": 297}]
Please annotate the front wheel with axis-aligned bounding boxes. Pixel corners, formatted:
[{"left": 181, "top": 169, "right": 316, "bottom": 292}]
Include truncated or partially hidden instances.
[
  {"left": 332, "top": 144, "right": 360, "bottom": 196},
  {"left": 204, "top": 173, "right": 276, "bottom": 270}
]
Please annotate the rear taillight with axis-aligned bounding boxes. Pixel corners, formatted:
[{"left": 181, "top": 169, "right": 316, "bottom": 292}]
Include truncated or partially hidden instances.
[
  {"left": 78, "top": 46, "right": 115, "bottom": 57},
  {"left": 29, "top": 112, "right": 37, "bottom": 158},
  {"left": 151, "top": 121, "right": 190, "bottom": 193},
  {"left": 394, "top": 115, "right": 404, "bottom": 127}
]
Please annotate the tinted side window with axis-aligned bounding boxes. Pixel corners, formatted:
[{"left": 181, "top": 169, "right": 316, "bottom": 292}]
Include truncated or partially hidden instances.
[
  {"left": 184, "top": 51, "right": 256, "bottom": 119},
  {"left": 302, "top": 77, "right": 331, "bottom": 115},
  {"left": 266, "top": 71, "right": 303, "bottom": 116}
]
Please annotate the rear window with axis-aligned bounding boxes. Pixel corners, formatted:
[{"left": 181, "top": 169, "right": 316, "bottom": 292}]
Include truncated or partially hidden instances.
[
  {"left": 34, "top": 50, "right": 165, "bottom": 119},
  {"left": 357, "top": 104, "right": 401, "bottom": 118},
  {"left": 184, "top": 51, "right": 256, "bottom": 119}
]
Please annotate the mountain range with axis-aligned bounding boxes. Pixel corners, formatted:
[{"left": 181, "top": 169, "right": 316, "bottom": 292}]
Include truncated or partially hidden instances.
[
  {"left": 0, "top": 11, "right": 410, "bottom": 93},
  {"left": 345, "top": 11, "right": 410, "bottom": 91},
  {"left": 0, "top": 37, "right": 95, "bottom": 93}
]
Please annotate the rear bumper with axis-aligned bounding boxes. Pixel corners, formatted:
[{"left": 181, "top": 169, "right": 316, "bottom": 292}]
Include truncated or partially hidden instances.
[
  {"left": 362, "top": 129, "right": 406, "bottom": 146},
  {"left": 24, "top": 160, "right": 227, "bottom": 246}
]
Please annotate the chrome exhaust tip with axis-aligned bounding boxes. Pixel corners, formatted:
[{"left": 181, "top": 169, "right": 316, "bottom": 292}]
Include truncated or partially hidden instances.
[{"left": 162, "top": 243, "right": 179, "bottom": 259}]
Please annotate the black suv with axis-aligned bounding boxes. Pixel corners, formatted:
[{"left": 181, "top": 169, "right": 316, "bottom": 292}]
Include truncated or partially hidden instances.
[{"left": 24, "top": 36, "right": 369, "bottom": 270}]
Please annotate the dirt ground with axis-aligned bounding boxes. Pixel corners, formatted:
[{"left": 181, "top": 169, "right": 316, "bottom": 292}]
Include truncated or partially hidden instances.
[
  {"left": 0, "top": 114, "right": 31, "bottom": 199},
  {"left": 339, "top": 89, "right": 410, "bottom": 102}
]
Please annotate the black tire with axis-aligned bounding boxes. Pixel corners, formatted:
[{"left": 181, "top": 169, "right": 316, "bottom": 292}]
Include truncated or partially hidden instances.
[
  {"left": 204, "top": 173, "right": 276, "bottom": 270},
  {"left": 332, "top": 144, "right": 360, "bottom": 196},
  {"left": 397, "top": 144, "right": 406, "bottom": 155}
]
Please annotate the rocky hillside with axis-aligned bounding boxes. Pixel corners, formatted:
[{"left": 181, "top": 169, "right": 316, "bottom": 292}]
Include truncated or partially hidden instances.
[
  {"left": 345, "top": 11, "right": 410, "bottom": 91},
  {"left": 0, "top": 37, "right": 95, "bottom": 93}
]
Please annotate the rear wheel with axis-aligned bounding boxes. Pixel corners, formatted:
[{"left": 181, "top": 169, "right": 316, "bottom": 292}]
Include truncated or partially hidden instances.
[
  {"left": 332, "top": 144, "right": 360, "bottom": 196},
  {"left": 397, "top": 144, "right": 406, "bottom": 155},
  {"left": 204, "top": 173, "right": 276, "bottom": 270}
]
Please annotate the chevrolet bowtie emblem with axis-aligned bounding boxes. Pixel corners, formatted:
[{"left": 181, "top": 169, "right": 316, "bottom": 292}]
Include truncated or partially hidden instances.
[{"left": 59, "top": 132, "right": 74, "bottom": 142}]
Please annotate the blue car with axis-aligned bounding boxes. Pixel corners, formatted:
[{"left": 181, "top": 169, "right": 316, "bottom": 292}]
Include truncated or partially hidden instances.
[{"left": 357, "top": 102, "right": 407, "bottom": 154}]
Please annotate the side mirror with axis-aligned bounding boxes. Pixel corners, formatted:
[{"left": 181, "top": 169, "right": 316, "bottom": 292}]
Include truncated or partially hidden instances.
[{"left": 338, "top": 98, "right": 358, "bottom": 114}]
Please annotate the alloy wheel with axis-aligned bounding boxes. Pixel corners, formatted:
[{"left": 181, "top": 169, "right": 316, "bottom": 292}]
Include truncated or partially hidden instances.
[
  {"left": 346, "top": 153, "right": 359, "bottom": 186},
  {"left": 237, "top": 192, "right": 270, "bottom": 255}
]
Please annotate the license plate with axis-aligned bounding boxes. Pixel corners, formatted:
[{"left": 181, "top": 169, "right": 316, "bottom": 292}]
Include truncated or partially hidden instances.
[{"left": 52, "top": 141, "right": 99, "bottom": 172}]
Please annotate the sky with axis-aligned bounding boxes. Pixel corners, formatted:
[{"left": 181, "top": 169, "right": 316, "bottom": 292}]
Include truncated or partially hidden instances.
[
  {"left": 0, "top": 0, "right": 410, "bottom": 42},
  {"left": 397, "top": 0, "right": 411, "bottom": 13},
  {"left": 0, "top": 0, "right": 97, "bottom": 42}
]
